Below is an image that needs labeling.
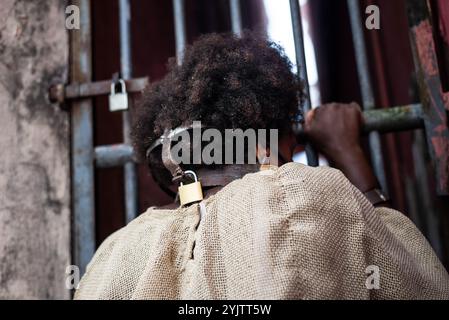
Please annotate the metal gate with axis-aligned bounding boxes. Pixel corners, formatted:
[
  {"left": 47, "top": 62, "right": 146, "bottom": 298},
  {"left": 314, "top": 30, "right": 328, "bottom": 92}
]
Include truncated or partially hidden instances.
[{"left": 49, "top": 0, "right": 449, "bottom": 275}]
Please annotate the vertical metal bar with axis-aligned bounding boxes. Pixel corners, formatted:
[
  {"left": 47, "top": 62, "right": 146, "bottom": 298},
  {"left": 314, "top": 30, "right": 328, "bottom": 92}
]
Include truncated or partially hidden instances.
[
  {"left": 411, "top": 131, "right": 442, "bottom": 258},
  {"left": 71, "top": 0, "right": 95, "bottom": 275},
  {"left": 347, "top": 0, "right": 388, "bottom": 193},
  {"left": 347, "top": 0, "right": 375, "bottom": 109},
  {"left": 119, "top": 0, "right": 138, "bottom": 223},
  {"left": 406, "top": 0, "right": 449, "bottom": 196},
  {"left": 289, "top": 0, "right": 319, "bottom": 166},
  {"left": 172, "top": 0, "right": 187, "bottom": 64},
  {"left": 230, "top": 0, "right": 243, "bottom": 36}
]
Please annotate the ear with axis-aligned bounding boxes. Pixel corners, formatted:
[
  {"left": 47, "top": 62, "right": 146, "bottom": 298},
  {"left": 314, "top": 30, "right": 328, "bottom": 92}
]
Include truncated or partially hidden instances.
[
  {"left": 278, "top": 131, "right": 297, "bottom": 162},
  {"left": 256, "top": 143, "right": 270, "bottom": 165}
]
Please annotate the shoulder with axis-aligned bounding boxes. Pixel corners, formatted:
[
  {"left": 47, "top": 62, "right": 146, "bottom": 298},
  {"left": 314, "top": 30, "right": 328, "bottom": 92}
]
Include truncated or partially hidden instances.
[
  {"left": 272, "top": 162, "right": 370, "bottom": 217},
  {"left": 218, "top": 162, "right": 371, "bottom": 223},
  {"left": 75, "top": 207, "right": 184, "bottom": 299},
  {"left": 275, "top": 162, "right": 353, "bottom": 191}
]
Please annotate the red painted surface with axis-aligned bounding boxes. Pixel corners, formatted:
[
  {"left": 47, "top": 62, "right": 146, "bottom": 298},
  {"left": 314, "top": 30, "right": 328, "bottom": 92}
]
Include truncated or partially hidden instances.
[
  {"left": 430, "top": 0, "right": 449, "bottom": 95},
  {"left": 415, "top": 21, "right": 439, "bottom": 76},
  {"left": 443, "top": 91, "right": 449, "bottom": 111},
  {"left": 411, "top": 17, "right": 449, "bottom": 195},
  {"left": 431, "top": 136, "right": 449, "bottom": 191}
]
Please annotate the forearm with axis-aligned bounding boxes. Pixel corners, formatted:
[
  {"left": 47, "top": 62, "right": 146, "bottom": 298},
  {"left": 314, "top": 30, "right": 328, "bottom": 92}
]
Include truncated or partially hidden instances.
[
  {"left": 303, "top": 103, "right": 390, "bottom": 207},
  {"left": 331, "top": 146, "right": 378, "bottom": 193},
  {"left": 328, "top": 146, "right": 390, "bottom": 207}
]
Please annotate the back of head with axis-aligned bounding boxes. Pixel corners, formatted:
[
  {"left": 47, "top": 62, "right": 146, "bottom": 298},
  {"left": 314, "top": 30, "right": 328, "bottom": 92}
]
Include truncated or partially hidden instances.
[{"left": 132, "top": 31, "right": 304, "bottom": 189}]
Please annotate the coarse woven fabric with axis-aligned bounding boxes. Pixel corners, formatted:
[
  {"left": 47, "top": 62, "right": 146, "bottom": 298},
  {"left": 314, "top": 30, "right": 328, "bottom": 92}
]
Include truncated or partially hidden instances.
[{"left": 74, "top": 163, "right": 449, "bottom": 300}]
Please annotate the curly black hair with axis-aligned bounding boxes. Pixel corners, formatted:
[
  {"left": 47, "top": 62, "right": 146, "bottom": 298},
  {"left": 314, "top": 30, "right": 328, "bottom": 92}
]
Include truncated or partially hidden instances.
[{"left": 132, "top": 31, "right": 304, "bottom": 189}]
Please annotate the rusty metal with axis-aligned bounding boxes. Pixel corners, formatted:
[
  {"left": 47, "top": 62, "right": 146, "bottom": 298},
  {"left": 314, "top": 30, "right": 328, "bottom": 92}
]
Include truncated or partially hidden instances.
[
  {"left": 407, "top": 0, "right": 449, "bottom": 196},
  {"left": 71, "top": 0, "right": 95, "bottom": 276},
  {"left": 48, "top": 83, "right": 65, "bottom": 104},
  {"left": 409, "top": 130, "right": 443, "bottom": 259},
  {"left": 362, "top": 104, "right": 424, "bottom": 133},
  {"left": 296, "top": 104, "right": 424, "bottom": 140},
  {"left": 48, "top": 77, "right": 148, "bottom": 103}
]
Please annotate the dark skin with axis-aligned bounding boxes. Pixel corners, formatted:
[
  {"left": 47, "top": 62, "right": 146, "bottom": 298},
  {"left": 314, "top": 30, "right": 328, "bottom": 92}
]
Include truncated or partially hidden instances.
[
  {"left": 303, "top": 102, "right": 379, "bottom": 194},
  {"left": 276, "top": 102, "right": 386, "bottom": 207},
  {"left": 171, "top": 102, "right": 385, "bottom": 207}
]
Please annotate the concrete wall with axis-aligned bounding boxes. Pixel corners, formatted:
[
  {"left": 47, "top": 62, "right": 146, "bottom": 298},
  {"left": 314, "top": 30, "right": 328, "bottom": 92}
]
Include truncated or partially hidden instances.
[{"left": 0, "top": 0, "right": 70, "bottom": 299}]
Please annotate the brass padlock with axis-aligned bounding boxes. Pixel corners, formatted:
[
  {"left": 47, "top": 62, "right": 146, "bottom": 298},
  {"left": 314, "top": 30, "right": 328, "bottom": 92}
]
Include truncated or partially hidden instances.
[
  {"left": 109, "top": 79, "right": 129, "bottom": 112},
  {"left": 178, "top": 170, "right": 204, "bottom": 207}
]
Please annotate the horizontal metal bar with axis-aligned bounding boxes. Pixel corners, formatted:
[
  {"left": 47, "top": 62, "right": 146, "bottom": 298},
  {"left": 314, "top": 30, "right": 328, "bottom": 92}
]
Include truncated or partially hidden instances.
[
  {"left": 295, "top": 104, "right": 424, "bottom": 139},
  {"left": 95, "top": 144, "right": 134, "bottom": 168},
  {"left": 362, "top": 104, "right": 424, "bottom": 133},
  {"left": 49, "top": 77, "right": 149, "bottom": 103},
  {"left": 96, "top": 105, "right": 424, "bottom": 169}
]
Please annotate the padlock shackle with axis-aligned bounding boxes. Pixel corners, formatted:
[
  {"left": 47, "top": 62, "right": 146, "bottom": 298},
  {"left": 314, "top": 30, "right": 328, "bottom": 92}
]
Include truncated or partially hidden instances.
[
  {"left": 180, "top": 170, "right": 199, "bottom": 186},
  {"left": 110, "top": 79, "right": 127, "bottom": 95},
  {"left": 178, "top": 170, "right": 204, "bottom": 206}
]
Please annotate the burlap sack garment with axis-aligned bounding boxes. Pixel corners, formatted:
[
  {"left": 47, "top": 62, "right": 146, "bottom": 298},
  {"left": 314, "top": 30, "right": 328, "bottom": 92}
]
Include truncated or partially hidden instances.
[{"left": 75, "top": 163, "right": 449, "bottom": 299}]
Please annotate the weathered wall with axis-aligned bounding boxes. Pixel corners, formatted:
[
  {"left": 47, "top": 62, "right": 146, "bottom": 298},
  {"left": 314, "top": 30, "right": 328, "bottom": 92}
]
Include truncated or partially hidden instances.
[{"left": 0, "top": 0, "right": 70, "bottom": 299}]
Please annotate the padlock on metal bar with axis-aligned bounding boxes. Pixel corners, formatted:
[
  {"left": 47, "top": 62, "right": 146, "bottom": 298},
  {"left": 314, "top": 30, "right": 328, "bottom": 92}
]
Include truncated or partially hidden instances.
[
  {"left": 109, "top": 79, "right": 128, "bottom": 112},
  {"left": 178, "top": 170, "right": 204, "bottom": 207}
]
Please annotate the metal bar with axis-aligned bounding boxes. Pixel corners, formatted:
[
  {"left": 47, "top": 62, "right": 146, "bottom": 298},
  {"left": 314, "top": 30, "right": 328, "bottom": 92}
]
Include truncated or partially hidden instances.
[
  {"left": 101, "top": 105, "right": 425, "bottom": 168},
  {"left": 362, "top": 103, "right": 424, "bottom": 133},
  {"left": 48, "top": 77, "right": 149, "bottom": 103},
  {"left": 347, "top": 0, "right": 375, "bottom": 109},
  {"left": 95, "top": 144, "right": 134, "bottom": 168},
  {"left": 172, "top": 0, "right": 187, "bottom": 64},
  {"left": 410, "top": 130, "right": 443, "bottom": 258},
  {"left": 71, "top": 0, "right": 95, "bottom": 276},
  {"left": 289, "top": 0, "right": 319, "bottom": 166},
  {"left": 296, "top": 104, "right": 424, "bottom": 139},
  {"left": 119, "top": 0, "right": 132, "bottom": 79},
  {"left": 119, "top": 0, "right": 138, "bottom": 223},
  {"left": 406, "top": 0, "right": 447, "bottom": 259},
  {"left": 347, "top": 0, "right": 388, "bottom": 193},
  {"left": 406, "top": 0, "right": 449, "bottom": 195},
  {"left": 230, "top": 0, "right": 243, "bottom": 36}
]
